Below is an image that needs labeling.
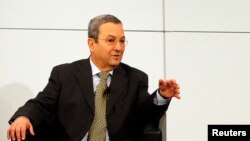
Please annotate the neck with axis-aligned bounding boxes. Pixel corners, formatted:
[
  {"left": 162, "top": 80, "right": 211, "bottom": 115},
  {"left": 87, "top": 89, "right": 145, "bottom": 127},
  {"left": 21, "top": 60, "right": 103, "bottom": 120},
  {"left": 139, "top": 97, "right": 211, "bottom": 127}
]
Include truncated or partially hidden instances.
[{"left": 90, "top": 56, "right": 115, "bottom": 72}]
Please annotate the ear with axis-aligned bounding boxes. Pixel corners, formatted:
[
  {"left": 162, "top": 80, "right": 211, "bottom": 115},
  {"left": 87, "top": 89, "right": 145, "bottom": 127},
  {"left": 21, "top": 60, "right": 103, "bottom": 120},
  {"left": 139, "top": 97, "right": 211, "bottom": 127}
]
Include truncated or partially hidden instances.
[{"left": 88, "top": 38, "right": 95, "bottom": 53}]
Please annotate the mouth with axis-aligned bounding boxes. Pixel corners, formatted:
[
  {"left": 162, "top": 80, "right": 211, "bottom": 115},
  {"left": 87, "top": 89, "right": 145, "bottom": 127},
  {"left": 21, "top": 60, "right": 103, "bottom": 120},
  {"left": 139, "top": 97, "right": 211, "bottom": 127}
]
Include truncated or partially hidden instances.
[
  {"left": 113, "top": 54, "right": 120, "bottom": 57},
  {"left": 111, "top": 54, "right": 121, "bottom": 60},
  {"left": 112, "top": 54, "right": 120, "bottom": 57}
]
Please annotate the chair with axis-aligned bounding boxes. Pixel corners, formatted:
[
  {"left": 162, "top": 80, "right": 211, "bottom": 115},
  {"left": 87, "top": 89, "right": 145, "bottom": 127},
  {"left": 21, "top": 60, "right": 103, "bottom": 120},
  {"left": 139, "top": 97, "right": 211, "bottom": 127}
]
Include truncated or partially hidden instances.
[
  {"left": 25, "top": 114, "right": 166, "bottom": 141},
  {"left": 141, "top": 114, "right": 165, "bottom": 141},
  {"left": 25, "top": 115, "right": 165, "bottom": 141},
  {"left": 25, "top": 126, "right": 162, "bottom": 141},
  {"left": 142, "top": 124, "right": 162, "bottom": 141}
]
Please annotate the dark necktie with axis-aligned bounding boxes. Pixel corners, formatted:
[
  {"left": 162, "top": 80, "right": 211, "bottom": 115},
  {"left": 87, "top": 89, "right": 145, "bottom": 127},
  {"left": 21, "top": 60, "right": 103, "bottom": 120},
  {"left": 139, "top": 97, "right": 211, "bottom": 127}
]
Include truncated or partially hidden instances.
[{"left": 88, "top": 72, "right": 109, "bottom": 141}]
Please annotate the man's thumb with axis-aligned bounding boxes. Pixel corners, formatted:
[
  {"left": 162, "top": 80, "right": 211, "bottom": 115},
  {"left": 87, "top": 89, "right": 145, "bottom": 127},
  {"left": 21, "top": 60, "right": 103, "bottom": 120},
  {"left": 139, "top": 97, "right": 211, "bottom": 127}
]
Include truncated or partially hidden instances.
[{"left": 29, "top": 124, "right": 35, "bottom": 136}]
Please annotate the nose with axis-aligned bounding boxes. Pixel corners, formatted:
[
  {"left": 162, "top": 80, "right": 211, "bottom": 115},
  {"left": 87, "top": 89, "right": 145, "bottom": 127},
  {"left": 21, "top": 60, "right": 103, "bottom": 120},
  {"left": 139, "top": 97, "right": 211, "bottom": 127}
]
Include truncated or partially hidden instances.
[{"left": 113, "top": 42, "right": 123, "bottom": 51}]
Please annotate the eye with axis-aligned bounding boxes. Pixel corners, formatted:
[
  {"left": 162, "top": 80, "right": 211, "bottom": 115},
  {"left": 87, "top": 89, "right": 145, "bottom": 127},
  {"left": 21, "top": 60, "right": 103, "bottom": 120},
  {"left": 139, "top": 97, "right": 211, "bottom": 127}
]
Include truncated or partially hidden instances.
[
  {"left": 107, "top": 38, "right": 115, "bottom": 43},
  {"left": 119, "top": 39, "right": 125, "bottom": 44}
]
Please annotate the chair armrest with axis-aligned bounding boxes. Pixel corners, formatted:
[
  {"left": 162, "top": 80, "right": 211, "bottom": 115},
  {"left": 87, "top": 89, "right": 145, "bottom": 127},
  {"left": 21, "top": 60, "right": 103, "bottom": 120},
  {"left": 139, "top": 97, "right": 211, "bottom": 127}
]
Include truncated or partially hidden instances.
[{"left": 141, "top": 125, "right": 162, "bottom": 141}]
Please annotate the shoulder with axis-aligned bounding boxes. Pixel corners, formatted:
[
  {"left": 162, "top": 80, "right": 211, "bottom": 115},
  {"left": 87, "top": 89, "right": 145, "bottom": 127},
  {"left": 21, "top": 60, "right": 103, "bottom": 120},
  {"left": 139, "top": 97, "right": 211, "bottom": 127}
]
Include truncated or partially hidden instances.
[
  {"left": 49, "top": 59, "right": 89, "bottom": 75},
  {"left": 53, "top": 59, "right": 88, "bottom": 70}
]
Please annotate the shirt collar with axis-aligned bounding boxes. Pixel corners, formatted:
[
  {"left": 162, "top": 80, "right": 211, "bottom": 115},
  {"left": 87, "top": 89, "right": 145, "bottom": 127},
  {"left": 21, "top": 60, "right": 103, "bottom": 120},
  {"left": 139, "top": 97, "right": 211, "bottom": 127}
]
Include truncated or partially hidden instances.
[{"left": 89, "top": 58, "right": 113, "bottom": 76}]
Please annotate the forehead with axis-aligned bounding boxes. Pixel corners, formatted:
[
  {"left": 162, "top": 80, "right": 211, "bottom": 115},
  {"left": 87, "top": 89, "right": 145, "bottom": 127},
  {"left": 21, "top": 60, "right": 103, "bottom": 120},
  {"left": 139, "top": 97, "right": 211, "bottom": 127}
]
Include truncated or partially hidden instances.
[{"left": 98, "top": 22, "right": 125, "bottom": 38}]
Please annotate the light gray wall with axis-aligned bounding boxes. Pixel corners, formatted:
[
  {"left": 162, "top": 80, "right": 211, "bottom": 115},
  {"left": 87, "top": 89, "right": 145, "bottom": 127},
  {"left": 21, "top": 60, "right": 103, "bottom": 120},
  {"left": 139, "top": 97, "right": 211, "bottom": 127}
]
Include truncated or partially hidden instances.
[
  {"left": 1, "top": 0, "right": 250, "bottom": 141},
  {"left": 0, "top": 0, "right": 165, "bottom": 141},
  {"left": 165, "top": 0, "right": 250, "bottom": 141}
]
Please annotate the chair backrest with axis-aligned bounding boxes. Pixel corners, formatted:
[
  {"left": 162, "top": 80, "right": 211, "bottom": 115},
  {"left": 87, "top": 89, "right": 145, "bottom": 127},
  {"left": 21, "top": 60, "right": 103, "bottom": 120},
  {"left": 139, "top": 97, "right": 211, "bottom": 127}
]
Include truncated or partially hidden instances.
[
  {"left": 141, "top": 113, "right": 166, "bottom": 141},
  {"left": 159, "top": 113, "right": 166, "bottom": 141}
]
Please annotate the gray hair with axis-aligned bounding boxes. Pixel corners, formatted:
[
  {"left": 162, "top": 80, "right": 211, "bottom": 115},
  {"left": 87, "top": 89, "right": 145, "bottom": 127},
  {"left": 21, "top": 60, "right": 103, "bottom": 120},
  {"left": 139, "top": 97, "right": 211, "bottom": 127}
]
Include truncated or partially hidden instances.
[{"left": 88, "top": 14, "right": 122, "bottom": 42}]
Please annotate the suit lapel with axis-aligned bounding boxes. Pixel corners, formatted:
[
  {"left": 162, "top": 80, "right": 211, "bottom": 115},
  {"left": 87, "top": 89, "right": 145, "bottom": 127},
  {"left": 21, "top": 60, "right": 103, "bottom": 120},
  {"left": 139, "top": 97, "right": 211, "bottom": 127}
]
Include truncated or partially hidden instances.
[
  {"left": 74, "top": 59, "right": 95, "bottom": 114},
  {"left": 107, "top": 64, "right": 128, "bottom": 115}
]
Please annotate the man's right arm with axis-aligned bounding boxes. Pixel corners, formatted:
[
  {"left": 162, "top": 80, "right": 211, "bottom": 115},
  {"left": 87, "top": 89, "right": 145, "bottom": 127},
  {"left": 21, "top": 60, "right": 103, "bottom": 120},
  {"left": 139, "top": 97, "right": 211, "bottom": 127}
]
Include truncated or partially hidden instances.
[{"left": 7, "top": 65, "right": 63, "bottom": 141}]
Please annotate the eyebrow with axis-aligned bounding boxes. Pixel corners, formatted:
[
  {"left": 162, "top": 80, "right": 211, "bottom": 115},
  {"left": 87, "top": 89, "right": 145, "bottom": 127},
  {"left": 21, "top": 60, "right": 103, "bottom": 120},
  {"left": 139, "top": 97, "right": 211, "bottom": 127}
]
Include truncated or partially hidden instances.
[{"left": 106, "top": 35, "right": 126, "bottom": 39}]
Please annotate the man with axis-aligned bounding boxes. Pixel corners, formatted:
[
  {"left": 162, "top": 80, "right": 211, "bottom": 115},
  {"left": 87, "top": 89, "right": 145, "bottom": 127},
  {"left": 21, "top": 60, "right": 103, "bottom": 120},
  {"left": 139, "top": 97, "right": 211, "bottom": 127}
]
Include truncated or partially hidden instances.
[{"left": 7, "top": 14, "right": 180, "bottom": 141}]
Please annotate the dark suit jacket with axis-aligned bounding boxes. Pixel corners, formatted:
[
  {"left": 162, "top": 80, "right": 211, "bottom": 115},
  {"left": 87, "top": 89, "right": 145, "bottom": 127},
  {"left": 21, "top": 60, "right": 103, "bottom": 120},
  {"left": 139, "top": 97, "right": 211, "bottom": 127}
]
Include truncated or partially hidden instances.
[{"left": 10, "top": 58, "right": 170, "bottom": 141}]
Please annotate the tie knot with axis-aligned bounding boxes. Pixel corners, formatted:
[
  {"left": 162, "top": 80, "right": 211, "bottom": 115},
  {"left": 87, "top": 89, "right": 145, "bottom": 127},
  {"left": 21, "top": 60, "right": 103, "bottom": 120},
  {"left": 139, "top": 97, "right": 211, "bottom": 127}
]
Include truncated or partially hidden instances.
[{"left": 98, "top": 72, "right": 109, "bottom": 81}]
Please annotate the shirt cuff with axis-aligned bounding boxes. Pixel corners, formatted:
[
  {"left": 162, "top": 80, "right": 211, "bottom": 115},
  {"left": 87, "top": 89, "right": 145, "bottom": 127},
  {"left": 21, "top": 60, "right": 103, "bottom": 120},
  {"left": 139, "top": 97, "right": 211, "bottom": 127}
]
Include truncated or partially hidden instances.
[{"left": 153, "top": 90, "right": 171, "bottom": 105}]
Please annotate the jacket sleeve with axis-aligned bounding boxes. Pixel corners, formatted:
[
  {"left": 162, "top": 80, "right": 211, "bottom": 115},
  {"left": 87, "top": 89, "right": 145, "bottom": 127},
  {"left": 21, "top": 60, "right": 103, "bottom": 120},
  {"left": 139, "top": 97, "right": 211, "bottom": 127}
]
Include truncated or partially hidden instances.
[{"left": 137, "top": 72, "right": 171, "bottom": 125}]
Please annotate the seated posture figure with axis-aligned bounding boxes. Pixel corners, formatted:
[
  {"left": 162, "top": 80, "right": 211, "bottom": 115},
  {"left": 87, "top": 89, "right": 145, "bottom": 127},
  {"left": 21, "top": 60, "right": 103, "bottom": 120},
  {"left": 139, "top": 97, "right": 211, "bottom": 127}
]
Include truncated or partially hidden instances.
[{"left": 7, "top": 14, "right": 181, "bottom": 141}]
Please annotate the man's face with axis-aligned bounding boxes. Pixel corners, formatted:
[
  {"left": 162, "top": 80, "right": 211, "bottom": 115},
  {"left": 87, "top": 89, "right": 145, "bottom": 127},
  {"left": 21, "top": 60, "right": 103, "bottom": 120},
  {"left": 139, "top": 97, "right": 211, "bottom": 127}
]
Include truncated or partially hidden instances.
[{"left": 88, "top": 22, "right": 126, "bottom": 71}]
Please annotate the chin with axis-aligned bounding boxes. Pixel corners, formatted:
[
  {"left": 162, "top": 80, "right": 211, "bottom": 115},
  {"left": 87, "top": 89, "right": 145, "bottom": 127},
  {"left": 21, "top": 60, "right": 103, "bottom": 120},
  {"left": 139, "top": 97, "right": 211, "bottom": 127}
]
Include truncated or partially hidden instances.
[{"left": 109, "top": 61, "right": 120, "bottom": 67}]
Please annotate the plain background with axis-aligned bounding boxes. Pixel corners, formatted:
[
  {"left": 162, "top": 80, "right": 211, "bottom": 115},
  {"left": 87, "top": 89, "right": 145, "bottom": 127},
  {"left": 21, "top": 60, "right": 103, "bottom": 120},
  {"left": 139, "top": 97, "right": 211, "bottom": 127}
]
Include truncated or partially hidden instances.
[{"left": 1, "top": 0, "right": 250, "bottom": 141}]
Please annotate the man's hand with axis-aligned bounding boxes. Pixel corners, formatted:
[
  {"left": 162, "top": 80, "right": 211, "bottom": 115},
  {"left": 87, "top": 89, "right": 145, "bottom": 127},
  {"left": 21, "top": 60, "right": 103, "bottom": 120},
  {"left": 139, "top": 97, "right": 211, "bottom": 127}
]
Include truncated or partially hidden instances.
[
  {"left": 7, "top": 116, "right": 35, "bottom": 141},
  {"left": 158, "top": 79, "right": 181, "bottom": 99}
]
